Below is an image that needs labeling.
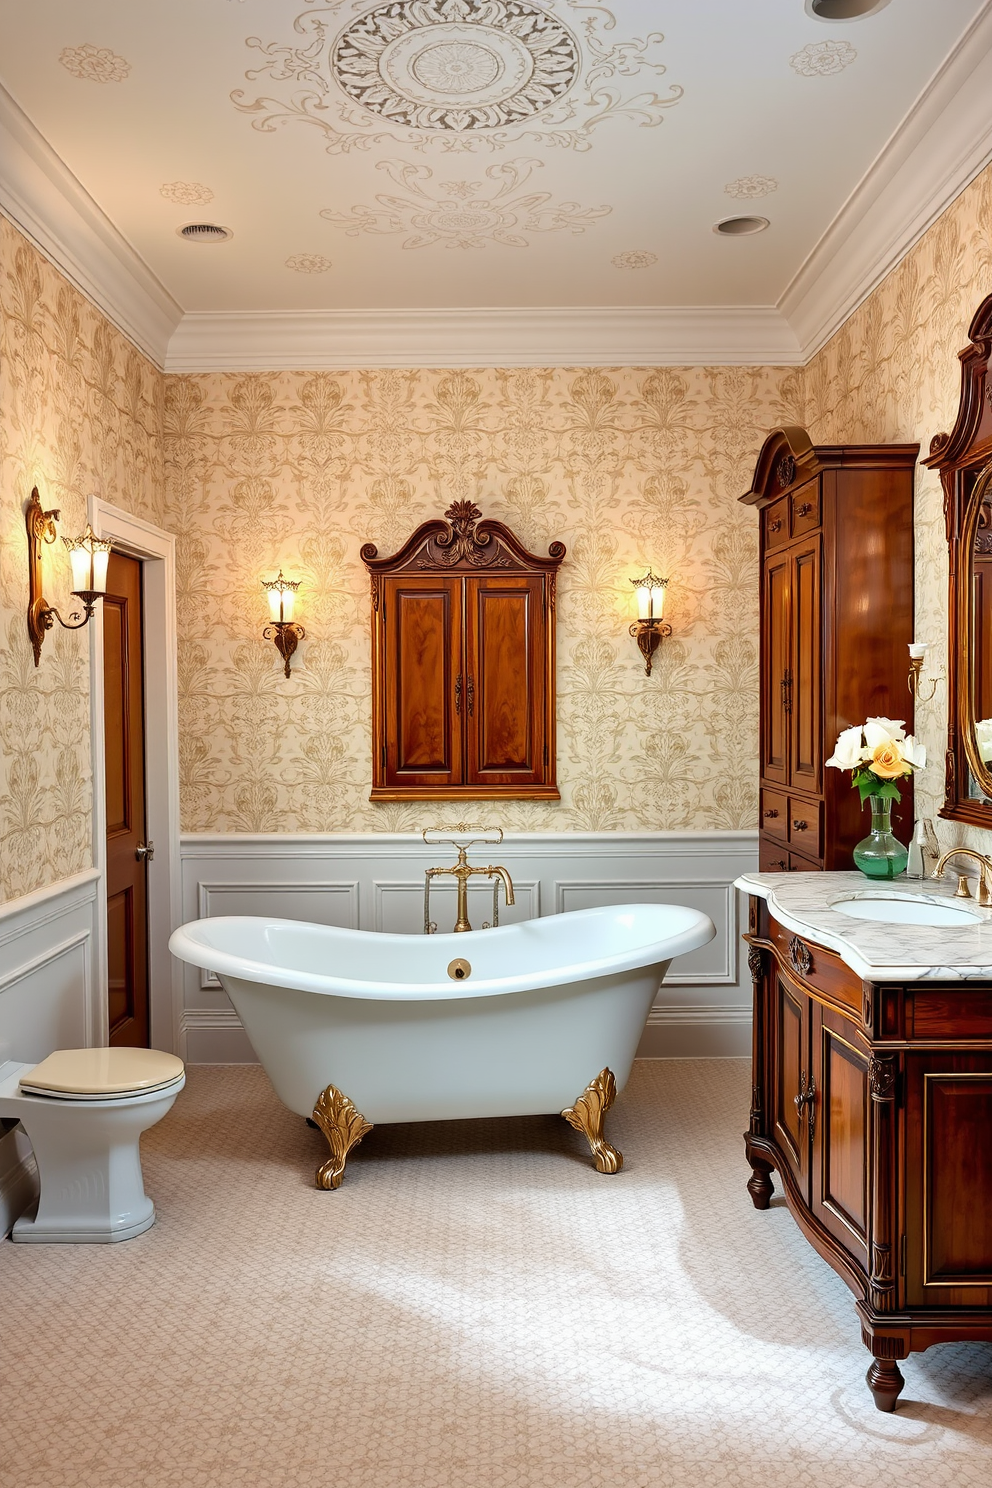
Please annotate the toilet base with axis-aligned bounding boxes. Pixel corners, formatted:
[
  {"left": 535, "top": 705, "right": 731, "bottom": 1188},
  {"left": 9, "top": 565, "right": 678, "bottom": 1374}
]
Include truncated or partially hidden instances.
[{"left": 0, "top": 1060, "right": 183, "bottom": 1245}]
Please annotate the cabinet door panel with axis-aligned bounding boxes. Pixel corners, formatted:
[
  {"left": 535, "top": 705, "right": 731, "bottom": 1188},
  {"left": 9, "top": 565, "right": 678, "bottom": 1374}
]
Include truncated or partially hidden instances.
[
  {"left": 771, "top": 971, "right": 810, "bottom": 1203},
  {"left": 905, "top": 1058, "right": 992, "bottom": 1306},
  {"left": 790, "top": 537, "right": 822, "bottom": 792},
  {"left": 812, "top": 1006, "right": 868, "bottom": 1258},
  {"left": 762, "top": 552, "right": 790, "bottom": 787},
  {"left": 384, "top": 578, "right": 463, "bottom": 786},
  {"left": 465, "top": 575, "right": 546, "bottom": 786}
]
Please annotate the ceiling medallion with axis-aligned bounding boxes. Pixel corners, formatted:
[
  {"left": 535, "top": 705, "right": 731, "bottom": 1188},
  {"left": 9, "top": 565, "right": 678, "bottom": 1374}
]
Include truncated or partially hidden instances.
[
  {"left": 612, "top": 250, "right": 656, "bottom": 269},
  {"left": 332, "top": 1, "right": 578, "bottom": 132},
  {"left": 58, "top": 44, "right": 131, "bottom": 83},
  {"left": 789, "top": 40, "right": 857, "bottom": 76},
  {"left": 160, "top": 181, "right": 215, "bottom": 205},
  {"left": 232, "top": 0, "right": 683, "bottom": 154},
  {"left": 286, "top": 253, "right": 333, "bottom": 272},
  {"left": 320, "top": 156, "right": 611, "bottom": 248},
  {"left": 724, "top": 175, "right": 777, "bottom": 200}
]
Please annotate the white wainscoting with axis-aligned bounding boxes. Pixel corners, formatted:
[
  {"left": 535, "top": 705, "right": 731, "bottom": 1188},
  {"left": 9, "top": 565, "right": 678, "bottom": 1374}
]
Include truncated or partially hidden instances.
[
  {"left": 0, "top": 867, "right": 101, "bottom": 1233},
  {"left": 179, "top": 833, "right": 757, "bottom": 1063}
]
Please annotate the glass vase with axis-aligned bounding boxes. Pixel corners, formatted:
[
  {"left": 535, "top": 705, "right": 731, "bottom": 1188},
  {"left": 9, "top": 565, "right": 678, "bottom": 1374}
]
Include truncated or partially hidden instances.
[{"left": 852, "top": 796, "right": 908, "bottom": 879}]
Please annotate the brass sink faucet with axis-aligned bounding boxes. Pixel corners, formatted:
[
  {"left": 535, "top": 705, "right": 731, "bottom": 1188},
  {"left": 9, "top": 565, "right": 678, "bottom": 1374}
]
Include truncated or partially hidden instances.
[
  {"left": 423, "top": 826, "right": 515, "bottom": 933},
  {"left": 932, "top": 846, "right": 992, "bottom": 905}
]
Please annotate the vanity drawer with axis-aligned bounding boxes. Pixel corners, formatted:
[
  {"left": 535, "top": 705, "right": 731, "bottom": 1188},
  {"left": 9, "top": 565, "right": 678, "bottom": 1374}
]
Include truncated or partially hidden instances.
[
  {"left": 759, "top": 839, "right": 790, "bottom": 872},
  {"left": 791, "top": 480, "right": 821, "bottom": 536},
  {"left": 788, "top": 797, "right": 822, "bottom": 858},
  {"left": 761, "top": 789, "right": 789, "bottom": 843},
  {"left": 767, "top": 916, "right": 862, "bottom": 1016},
  {"left": 764, "top": 497, "right": 790, "bottom": 551},
  {"left": 909, "top": 990, "right": 992, "bottom": 1040}
]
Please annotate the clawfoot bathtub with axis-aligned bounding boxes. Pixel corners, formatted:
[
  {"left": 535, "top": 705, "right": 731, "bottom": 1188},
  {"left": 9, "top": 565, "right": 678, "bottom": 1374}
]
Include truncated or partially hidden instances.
[{"left": 169, "top": 904, "right": 714, "bottom": 1186}]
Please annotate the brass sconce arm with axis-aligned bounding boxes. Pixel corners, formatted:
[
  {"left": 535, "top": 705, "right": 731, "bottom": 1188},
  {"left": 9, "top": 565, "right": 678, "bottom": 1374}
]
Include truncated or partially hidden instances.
[
  {"left": 907, "top": 643, "right": 943, "bottom": 702},
  {"left": 262, "top": 619, "right": 307, "bottom": 679},
  {"left": 629, "top": 569, "right": 671, "bottom": 676},
  {"left": 629, "top": 617, "right": 673, "bottom": 676},
  {"left": 26, "top": 488, "right": 111, "bottom": 666}
]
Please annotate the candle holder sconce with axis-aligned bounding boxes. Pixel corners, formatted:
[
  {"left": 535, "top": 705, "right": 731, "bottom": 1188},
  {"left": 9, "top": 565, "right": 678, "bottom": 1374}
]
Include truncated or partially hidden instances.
[
  {"left": 907, "top": 642, "right": 943, "bottom": 703},
  {"left": 262, "top": 570, "right": 306, "bottom": 678},
  {"left": 629, "top": 570, "right": 672, "bottom": 676},
  {"left": 26, "top": 487, "right": 113, "bottom": 666}
]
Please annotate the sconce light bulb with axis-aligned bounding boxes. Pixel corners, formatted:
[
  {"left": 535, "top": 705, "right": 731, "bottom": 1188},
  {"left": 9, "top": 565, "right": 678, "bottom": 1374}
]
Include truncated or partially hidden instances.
[
  {"left": 631, "top": 569, "right": 669, "bottom": 622},
  {"left": 63, "top": 524, "right": 112, "bottom": 596},
  {"left": 263, "top": 570, "right": 300, "bottom": 624}
]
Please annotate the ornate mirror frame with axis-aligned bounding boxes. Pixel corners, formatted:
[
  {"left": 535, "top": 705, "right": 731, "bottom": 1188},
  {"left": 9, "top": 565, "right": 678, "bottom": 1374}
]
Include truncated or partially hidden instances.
[{"left": 925, "top": 293, "right": 992, "bottom": 826}]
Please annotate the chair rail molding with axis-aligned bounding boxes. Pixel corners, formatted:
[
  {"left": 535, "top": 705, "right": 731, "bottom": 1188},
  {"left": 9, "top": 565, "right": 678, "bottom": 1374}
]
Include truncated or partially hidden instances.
[{"left": 178, "top": 831, "right": 757, "bottom": 1063}]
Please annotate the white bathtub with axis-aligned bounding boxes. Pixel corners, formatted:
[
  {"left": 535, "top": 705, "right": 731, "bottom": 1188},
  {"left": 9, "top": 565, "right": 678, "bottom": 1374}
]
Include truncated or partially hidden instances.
[{"left": 170, "top": 904, "right": 713, "bottom": 1122}]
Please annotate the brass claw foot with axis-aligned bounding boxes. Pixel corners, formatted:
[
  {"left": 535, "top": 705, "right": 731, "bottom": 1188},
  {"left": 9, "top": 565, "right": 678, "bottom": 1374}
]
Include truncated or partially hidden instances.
[
  {"left": 310, "top": 1084, "right": 373, "bottom": 1190},
  {"left": 562, "top": 1067, "right": 623, "bottom": 1173}
]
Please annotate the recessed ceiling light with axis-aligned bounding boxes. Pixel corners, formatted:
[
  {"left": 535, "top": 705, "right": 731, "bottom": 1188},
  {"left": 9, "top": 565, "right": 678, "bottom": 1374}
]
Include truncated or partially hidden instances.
[
  {"left": 805, "top": 0, "right": 890, "bottom": 19},
  {"left": 177, "top": 223, "right": 233, "bottom": 244},
  {"left": 713, "top": 216, "right": 769, "bottom": 236}
]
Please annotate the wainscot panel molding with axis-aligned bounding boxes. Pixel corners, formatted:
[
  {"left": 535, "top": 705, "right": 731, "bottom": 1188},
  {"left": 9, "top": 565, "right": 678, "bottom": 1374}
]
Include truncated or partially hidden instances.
[
  {"left": 0, "top": 867, "right": 100, "bottom": 1235},
  {"left": 179, "top": 832, "right": 757, "bottom": 1063}
]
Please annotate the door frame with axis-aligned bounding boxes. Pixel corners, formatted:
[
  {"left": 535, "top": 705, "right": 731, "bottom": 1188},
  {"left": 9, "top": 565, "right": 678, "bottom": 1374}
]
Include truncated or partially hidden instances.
[{"left": 88, "top": 499, "right": 182, "bottom": 1054}]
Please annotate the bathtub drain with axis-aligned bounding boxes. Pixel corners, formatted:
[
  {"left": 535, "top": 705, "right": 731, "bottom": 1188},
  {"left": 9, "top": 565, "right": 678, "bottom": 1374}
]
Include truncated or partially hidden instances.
[{"left": 447, "top": 958, "right": 471, "bottom": 981}]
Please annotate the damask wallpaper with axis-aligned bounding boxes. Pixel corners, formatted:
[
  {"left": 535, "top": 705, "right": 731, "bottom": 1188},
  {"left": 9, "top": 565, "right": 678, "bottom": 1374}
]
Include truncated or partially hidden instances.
[
  {"left": 165, "top": 363, "right": 800, "bottom": 833},
  {"left": 0, "top": 217, "right": 164, "bottom": 902},
  {"left": 800, "top": 162, "right": 992, "bottom": 852}
]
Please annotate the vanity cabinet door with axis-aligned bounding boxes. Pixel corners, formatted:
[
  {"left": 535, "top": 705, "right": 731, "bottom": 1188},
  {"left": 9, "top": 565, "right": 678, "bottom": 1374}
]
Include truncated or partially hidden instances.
[
  {"left": 381, "top": 576, "right": 465, "bottom": 790},
  {"left": 810, "top": 1004, "right": 870, "bottom": 1265},
  {"left": 904, "top": 1054, "right": 992, "bottom": 1308},
  {"left": 464, "top": 574, "right": 548, "bottom": 789},
  {"left": 770, "top": 969, "right": 811, "bottom": 1204}
]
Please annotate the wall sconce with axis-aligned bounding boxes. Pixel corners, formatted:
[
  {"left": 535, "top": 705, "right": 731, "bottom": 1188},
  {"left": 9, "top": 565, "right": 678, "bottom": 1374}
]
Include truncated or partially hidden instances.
[
  {"left": 907, "top": 642, "right": 942, "bottom": 702},
  {"left": 26, "top": 487, "right": 113, "bottom": 666},
  {"left": 629, "top": 570, "right": 672, "bottom": 676},
  {"left": 262, "top": 570, "right": 305, "bottom": 677}
]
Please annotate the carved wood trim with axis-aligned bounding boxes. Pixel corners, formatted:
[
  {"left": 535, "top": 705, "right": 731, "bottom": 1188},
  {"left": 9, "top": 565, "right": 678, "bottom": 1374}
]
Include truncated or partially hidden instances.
[{"left": 361, "top": 501, "right": 566, "bottom": 577}]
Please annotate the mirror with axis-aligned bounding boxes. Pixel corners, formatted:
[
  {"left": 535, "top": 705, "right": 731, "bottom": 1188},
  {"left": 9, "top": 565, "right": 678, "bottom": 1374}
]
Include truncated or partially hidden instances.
[{"left": 926, "top": 293, "right": 992, "bottom": 825}]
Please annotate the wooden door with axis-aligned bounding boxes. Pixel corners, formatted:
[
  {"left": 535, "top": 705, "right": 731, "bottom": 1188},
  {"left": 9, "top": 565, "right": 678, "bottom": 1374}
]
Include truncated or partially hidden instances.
[
  {"left": 103, "top": 551, "right": 149, "bottom": 1048},
  {"left": 382, "top": 576, "right": 464, "bottom": 790},
  {"left": 790, "top": 537, "right": 822, "bottom": 793},
  {"left": 904, "top": 1056, "right": 992, "bottom": 1307},
  {"left": 810, "top": 1004, "right": 869, "bottom": 1262},
  {"left": 762, "top": 550, "right": 790, "bottom": 786},
  {"left": 770, "top": 970, "right": 810, "bottom": 1203},
  {"left": 464, "top": 575, "right": 546, "bottom": 789}
]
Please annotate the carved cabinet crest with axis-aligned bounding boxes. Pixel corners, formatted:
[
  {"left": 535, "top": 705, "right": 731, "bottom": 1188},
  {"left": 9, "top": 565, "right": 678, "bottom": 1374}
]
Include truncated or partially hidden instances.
[{"left": 362, "top": 503, "right": 565, "bottom": 800}]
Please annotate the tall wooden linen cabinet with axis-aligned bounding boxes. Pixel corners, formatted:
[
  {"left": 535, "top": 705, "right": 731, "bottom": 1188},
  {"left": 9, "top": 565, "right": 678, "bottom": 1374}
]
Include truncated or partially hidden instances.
[{"left": 740, "top": 428, "right": 918, "bottom": 870}]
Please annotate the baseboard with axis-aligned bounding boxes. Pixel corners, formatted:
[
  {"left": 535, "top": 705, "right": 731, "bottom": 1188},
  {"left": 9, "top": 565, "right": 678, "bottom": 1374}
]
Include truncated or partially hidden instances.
[
  {"left": 0, "top": 1123, "right": 38, "bottom": 1238},
  {"left": 637, "top": 1007, "right": 752, "bottom": 1059}
]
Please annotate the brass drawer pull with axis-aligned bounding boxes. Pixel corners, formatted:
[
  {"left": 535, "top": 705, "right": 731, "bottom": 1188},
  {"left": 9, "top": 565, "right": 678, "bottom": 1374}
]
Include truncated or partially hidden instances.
[
  {"left": 769, "top": 518, "right": 783, "bottom": 533},
  {"left": 796, "top": 501, "right": 814, "bottom": 518},
  {"left": 763, "top": 808, "right": 779, "bottom": 818},
  {"left": 792, "top": 819, "right": 808, "bottom": 831}
]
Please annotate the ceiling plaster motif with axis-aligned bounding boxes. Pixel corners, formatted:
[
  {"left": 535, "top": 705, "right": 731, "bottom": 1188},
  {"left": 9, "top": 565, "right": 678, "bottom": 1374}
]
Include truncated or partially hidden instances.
[
  {"left": 612, "top": 250, "right": 656, "bottom": 269},
  {"left": 286, "top": 253, "right": 333, "bottom": 271},
  {"left": 789, "top": 40, "right": 856, "bottom": 76},
  {"left": 319, "top": 156, "right": 611, "bottom": 247},
  {"left": 160, "top": 181, "right": 215, "bottom": 205},
  {"left": 58, "top": 45, "right": 131, "bottom": 83},
  {"left": 725, "top": 175, "right": 777, "bottom": 199},
  {"left": 232, "top": 0, "right": 682, "bottom": 153}
]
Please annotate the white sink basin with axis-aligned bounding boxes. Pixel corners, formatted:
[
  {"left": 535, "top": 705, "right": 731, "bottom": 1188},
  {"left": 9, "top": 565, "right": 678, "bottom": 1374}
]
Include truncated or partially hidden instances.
[{"left": 832, "top": 894, "right": 982, "bottom": 927}]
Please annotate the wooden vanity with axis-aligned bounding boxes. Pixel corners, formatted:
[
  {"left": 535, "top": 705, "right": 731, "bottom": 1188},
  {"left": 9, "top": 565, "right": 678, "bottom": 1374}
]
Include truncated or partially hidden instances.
[{"left": 741, "top": 873, "right": 992, "bottom": 1411}]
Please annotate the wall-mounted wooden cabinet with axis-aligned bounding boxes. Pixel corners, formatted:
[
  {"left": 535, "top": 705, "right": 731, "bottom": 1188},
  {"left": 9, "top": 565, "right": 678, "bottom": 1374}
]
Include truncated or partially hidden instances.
[
  {"left": 741, "top": 429, "right": 918, "bottom": 870},
  {"left": 362, "top": 503, "right": 564, "bottom": 801}
]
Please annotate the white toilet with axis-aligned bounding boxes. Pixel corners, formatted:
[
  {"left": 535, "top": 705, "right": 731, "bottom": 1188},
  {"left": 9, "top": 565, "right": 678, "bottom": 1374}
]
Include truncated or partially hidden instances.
[{"left": 0, "top": 1047, "right": 185, "bottom": 1243}]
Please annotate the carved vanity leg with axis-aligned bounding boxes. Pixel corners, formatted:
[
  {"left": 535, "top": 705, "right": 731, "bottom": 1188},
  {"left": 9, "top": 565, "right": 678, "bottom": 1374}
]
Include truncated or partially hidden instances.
[
  {"left": 744, "top": 1142, "right": 775, "bottom": 1210},
  {"left": 866, "top": 1357, "right": 905, "bottom": 1413},
  {"left": 562, "top": 1068, "right": 623, "bottom": 1174},
  {"left": 310, "top": 1084, "right": 373, "bottom": 1190}
]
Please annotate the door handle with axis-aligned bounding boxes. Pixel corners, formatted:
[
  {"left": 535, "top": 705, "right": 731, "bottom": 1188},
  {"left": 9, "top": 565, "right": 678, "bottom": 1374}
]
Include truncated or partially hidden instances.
[
  {"left": 135, "top": 841, "right": 154, "bottom": 862},
  {"left": 794, "top": 1074, "right": 816, "bottom": 1140},
  {"left": 466, "top": 675, "right": 475, "bottom": 717},
  {"left": 454, "top": 674, "right": 462, "bottom": 715},
  {"left": 781, "top": 670, "right": 793, "bottom": 714}
]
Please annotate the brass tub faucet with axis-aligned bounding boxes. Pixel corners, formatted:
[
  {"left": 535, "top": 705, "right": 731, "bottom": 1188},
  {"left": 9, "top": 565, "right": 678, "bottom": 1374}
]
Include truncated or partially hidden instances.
[{"left": 422, "top": 826, "right": 515, "bottom": 934}]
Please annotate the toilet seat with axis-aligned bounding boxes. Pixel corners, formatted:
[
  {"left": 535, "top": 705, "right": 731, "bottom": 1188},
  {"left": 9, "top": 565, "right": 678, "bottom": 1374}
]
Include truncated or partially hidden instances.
[{"left": 19, "top": 1047, "right": 185, "bottom": 1100}]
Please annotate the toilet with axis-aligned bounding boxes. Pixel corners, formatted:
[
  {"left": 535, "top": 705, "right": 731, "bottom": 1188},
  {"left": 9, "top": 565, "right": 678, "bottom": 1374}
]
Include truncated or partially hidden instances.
[{"left": 0, "top": 1047, "right": 185, "bottom": 1243}]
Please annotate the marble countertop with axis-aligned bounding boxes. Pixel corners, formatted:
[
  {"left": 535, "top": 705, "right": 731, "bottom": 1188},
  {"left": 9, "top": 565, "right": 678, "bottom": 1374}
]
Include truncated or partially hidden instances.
[{"left": 734, "top": 870, "right": 992, "bottom": 982}]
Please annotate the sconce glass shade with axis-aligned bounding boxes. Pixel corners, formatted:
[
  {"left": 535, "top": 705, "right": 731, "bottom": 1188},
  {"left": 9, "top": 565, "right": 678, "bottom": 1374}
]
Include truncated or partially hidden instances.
[
  {"left": 63, "top": 525, "right": 112, "bottom": 596},
  {"left": 631, "top": 569, "right": 669, "bottom": 622},
  {"left": 263, "top": 570, "right": 300, "bottom": 624},
  {"left": 908, "top": 642, "right": 928, "bottom": 661}
]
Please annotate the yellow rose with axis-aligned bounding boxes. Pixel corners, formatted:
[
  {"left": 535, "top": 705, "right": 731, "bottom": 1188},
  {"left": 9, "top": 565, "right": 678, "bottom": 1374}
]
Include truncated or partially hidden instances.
[{"left": 870, "top": 742, "right": 906, "bottom": 779}]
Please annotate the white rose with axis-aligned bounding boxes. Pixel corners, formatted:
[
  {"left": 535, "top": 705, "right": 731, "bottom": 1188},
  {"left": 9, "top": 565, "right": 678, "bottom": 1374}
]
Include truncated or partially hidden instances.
[
  {"left": 826, "top": 724, "right": 865, "bottom": 770},
  {"left": 864, "top": 717, "right": 907, "bottom": 748},
  {"left": 900, "top": 734, "right": 927, "bottom": 770}
]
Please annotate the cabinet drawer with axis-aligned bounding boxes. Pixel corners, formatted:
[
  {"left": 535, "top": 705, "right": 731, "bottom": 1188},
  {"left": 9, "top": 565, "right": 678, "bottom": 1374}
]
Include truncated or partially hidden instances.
[
  {"left": 788, "top": 797, "right": 822, "bottom": 858},
  {"left": 791, "top": 481, "right": 821, "bottom": 536},
  {"left": 761, "top": 788, "right": 788, "bottom": 843},
  {"left": 767, "top": 916, "right": 862, "bottom": 1018},
  {"left": 910, "top": 990, "right": 992, "bottom": 1040},
  {"left": 759, "top": 837, "right": 790, "bottom": 872},
  {"left": 764, "top": 497, "right": 789, "bottom": 550}
]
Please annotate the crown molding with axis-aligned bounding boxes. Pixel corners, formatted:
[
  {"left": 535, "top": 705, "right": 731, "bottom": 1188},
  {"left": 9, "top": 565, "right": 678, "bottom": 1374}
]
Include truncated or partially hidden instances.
[
  {"left": 781, "top": 0, "right": 992, "bottom": 361},
  {"left": 0, "top": 83, "right": 181, "bottom": 368},
  {"left": 163, "top": 305, "right": 803, "bottom": 370}
]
